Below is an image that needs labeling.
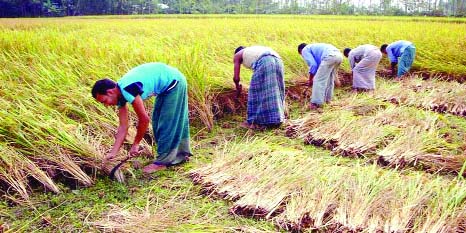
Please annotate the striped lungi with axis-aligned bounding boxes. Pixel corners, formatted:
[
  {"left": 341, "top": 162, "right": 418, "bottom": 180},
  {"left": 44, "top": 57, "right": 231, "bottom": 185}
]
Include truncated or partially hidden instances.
[
  {"left": 152, "top": 70, "right": 191, "bottom": 166},
  {"left": 247, "top": 53, "right": 285, "bottom": 125}
]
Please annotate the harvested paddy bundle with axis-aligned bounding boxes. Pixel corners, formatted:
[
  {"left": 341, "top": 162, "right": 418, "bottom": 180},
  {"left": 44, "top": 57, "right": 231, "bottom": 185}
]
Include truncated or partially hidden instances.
[
  {"left": 229, "top": 151, "right": 317, "bottom": 219},
  {"left": 290, "top": 105, "right": 396, "bottom": 158},
  {"left": 291, "top": 96, "right": 394, "bottom": 157},
  {"left": 285, "top": 112, "right": 321, "bottom": 138},
  {"left": 377, "top": 126, "right": 465, "bottom": 174},
  {"left": 192, "top": 138, "right": 319, "bottom": 220},
  {"left": 331, "top": 117, "right": 389, "bottom": 158},
  {"left": 412, "top": 179, "right": 466, "bottom": 232},
  {"left": 192, "top": 137, "right": 466, "bottom": 231},
  {"left": 374, "top": 109, "right": 465, "bottom": 174},
  {"left": 274, "top": 166, "right": 344, "bottom": 231},
  {"left": 377, "top": 78, "right": 466, "bottom": 117},
  {"left": 329, "top": 164, "right": 442, "bottom": 232},
  {"left": 190, "top": 138, "right": 276, "bottom": 200},
  {"left": 332, "top": 165, "right": 396, "bottom": 232},
  {"left": 288, "top": 99, "right": 465, "bottom": 174},
  {"left": 0, "top": 144, "right": 59, "bottom": 202},
  {"left": 229, "top": 179, "right": 289, "bottom": 219},
  {"left": 94, "top": 194, "right": 266, "bottom": 233},
  {"left": 302, "top": 111, "right": 355, "bottom": 149}
]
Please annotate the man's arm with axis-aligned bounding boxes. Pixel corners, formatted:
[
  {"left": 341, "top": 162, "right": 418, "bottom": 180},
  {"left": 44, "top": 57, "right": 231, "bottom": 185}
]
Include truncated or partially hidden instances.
[
  {"left": 129, "top": 95, "right": 150, "bottom": 156},
  {"left": 348, "top": 54, "right": 356, "bottom": 70},
  {"left": 302, "top": 51, "right": 318, "bottom": 77},
  {"left": 391, "top": 62, "right": 397, "bottom": 77},
  {"left": 106, "top": 104, "right": 130, "bottom": 159},
  {"left": 233, "top": 51, "right": 243, "bottom": 97},
  {"left": 386, "top": 47, "right": 398, "bottom": 77},
  {"left": 308, "top": 73, "right": 314, "bottom": 86}
]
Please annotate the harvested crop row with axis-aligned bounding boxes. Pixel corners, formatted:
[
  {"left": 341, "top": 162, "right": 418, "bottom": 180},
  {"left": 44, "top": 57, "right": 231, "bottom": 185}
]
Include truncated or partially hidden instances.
[
  {"left": 190, "top": 138, "right": 466, "bottom": 232},
  {"left": 286, "top": 95, "right": 466, "bottom": 175},
  {"left": 377, "top": 77, "right": 466, "bottom": 118}
]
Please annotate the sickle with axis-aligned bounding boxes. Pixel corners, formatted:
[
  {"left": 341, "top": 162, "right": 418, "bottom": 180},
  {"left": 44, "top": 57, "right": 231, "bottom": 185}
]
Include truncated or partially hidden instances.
[{"left": 109, "top": 157, "right": 132, "bottom": 180}]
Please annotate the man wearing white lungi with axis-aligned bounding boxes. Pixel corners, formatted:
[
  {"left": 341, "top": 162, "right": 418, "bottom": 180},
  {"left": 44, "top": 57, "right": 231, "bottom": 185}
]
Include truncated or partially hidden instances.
[
  {"left": 344, "top": 45, "right": 382, "bottom": 91},
  {"left": 298, "top": 43, "right": 343, "bottom": 110}
]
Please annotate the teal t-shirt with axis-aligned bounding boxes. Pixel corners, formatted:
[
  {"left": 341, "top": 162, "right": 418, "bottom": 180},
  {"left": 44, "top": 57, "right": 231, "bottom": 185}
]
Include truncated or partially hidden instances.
[{"left": 116, "top": 62, "right": 181, "bottom": 106}]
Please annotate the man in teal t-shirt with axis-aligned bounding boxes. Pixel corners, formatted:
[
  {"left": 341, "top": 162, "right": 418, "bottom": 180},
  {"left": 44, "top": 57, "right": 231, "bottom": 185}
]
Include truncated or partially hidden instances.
[{"left": 92, "top": 62, "right": 191, "bottom": 174}]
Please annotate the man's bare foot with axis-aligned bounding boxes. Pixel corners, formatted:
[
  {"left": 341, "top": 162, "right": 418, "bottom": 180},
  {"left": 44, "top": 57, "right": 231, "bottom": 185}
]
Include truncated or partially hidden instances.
[
  {"left": 240, "top": 122, "right": 265, "bottom": 130},
  {"left": 309, "top": 103, "right": 320, "bottom": 109},
  {"left": 240, "top": 121, "right": 251, "bottom": 129},
  {"left": 309, "top": 103, "right": 323, "bottom": 113},
  {"left": 143, "top": 164, "right": 166, "bottom": 174}
]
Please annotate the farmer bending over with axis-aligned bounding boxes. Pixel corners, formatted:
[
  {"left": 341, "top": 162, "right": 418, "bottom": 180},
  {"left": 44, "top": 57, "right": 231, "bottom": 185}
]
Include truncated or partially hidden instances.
[
  {"left": 233, "top": 45, "right": 285, "bottom": 130},
  {"left": 298, "top": 43, "right": 343, "bottom": 110},
  {"left": 380, "top": 40, "right": 416, "bottom": 79},
  {"left": 91, "top": 62, "right": 191, "bottom": 174},
  {"left": 344, "top": 44, "right": 382, "bottom": 92}
]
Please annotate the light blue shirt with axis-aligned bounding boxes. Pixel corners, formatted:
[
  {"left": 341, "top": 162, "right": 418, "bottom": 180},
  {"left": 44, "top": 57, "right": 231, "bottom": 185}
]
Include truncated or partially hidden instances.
[
  {"left": 117, "top": 62, "right": 180, "bottom": 106},
  {"left": 386, "top": 40, "right": 414, "bottom": 63},
  {"left": 301, "top": 43, "right": 339, "bottom": 75}
]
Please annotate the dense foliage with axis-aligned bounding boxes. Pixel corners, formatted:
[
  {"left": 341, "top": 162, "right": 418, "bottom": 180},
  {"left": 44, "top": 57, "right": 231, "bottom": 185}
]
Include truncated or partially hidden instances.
[{"left": 1, "top": 0, "right": 466, "bottom": 17}]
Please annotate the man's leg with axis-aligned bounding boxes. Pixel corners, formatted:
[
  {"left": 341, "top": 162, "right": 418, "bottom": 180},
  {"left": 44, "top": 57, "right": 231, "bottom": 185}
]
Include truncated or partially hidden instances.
[
  {"left": 143, "top": 78, "right": 190, "bottom": 174},
  {"left": 324, "top": 54, "right": 342, "bottom": 103},
  {"left": 397, "top": 47, "right": 416, "bottom": 77},
  {"left": 311, "top": 64, "right": 332, "bottom": 106}
]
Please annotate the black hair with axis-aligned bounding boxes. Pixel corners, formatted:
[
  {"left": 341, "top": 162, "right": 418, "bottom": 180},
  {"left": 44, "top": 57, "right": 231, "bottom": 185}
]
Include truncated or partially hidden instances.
[
  {"left": 380, "top": 44, "right": 388, "bottom": 52},
  {"left": 298, "top": 43, "right": 307, "bottom": 53},
  {"left": 343, "top": 48, "right": 351, "bottom": 57},
  {"left": 91, "top": 78, "right": 116, "bottom": 99},
  {"left": 234, "top": 46, "right": 245, "bottom": 54}
]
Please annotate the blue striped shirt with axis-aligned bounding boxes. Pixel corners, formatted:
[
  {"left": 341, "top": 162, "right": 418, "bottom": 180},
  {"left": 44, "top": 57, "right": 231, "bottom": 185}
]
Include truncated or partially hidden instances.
[
  {"left": 301, "top": 43, "right": 340, "bottom": 75},
  {"left": 386, "top": 40, "right": 415, "bottom": 63}
]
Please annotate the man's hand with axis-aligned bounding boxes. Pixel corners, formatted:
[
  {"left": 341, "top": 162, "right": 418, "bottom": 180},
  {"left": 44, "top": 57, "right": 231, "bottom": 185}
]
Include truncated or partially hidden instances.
[
  {"left": 306, "top": 80, "right": 313, "bottom": 87},
  {"left": 104, "top": 154, "right": 116, "bottom": 161},
  {"left": 235, "top": 83, "right": 242, "bottom": 98},
  {"left": 129, "top": 144, "right": 142, "bottom": 158},
  {"left": 382, "top": 69, "right": 393, "bottom": 77},
  {"left": 102, "top": 151, "right": 118, "bottom": 166}
]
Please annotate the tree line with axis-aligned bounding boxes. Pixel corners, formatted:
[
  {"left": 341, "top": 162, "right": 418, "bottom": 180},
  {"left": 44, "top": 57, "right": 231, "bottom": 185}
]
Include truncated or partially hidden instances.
[{"left": 0, "top": 0, "right": 465, "bottom": 17}]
